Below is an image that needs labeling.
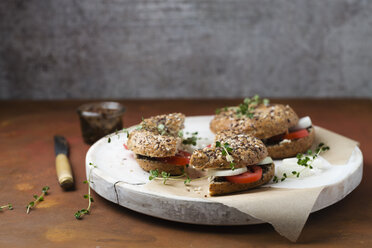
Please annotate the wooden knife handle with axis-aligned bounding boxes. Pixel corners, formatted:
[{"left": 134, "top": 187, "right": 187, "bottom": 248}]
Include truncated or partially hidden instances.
[{"left": 56, "top": 154, "right": 74, "bottom": 189}]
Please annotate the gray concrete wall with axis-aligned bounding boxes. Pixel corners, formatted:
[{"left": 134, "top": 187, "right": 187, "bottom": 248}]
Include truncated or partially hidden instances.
[{"left": 0, "top": 0, "right": 371, "bottom": 99}]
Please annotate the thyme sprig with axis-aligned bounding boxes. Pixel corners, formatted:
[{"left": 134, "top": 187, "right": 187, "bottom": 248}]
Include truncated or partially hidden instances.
[
  {"left": 0, "top": 203, "right": 13, "bottom": 211},
  {"left": 216, "top": 141, "right": 236, "bottom": 170},
  {"left": 273, "top": 143, "right": 330, "bottom": 183},
  {"left": 26, "top": 186, "right": 50, "bottom": 214},
  {"left": 75, "top": 163, "right": 97, "bottom": 219}
]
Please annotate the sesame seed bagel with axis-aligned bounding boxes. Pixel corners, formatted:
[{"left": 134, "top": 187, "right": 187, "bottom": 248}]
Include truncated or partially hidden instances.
[
  {"left": 190, "top": 133, "right": 267, "bottom": 170},
  {"left": 127, "top": 129, "right": 181, "bottom": 158},
  {"left": 141, "top": 113, "right": 185, "bottom": 136},
  {"left": 210, "top": 104, "right": 299, "bottom": 139},
  {"left": 209, "top": 163, "right": 274, "bottom": 196},
  {"left": 135, "top": 155, "right": 185, "bottom": 175},
  {"left": 267, "top": 127, "right": 315, "bottom": 159}
]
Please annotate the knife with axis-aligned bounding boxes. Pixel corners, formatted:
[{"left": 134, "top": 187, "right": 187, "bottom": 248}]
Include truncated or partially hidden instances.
[{"left": 54, "top": 135, "right": 74, "bottom": 189}]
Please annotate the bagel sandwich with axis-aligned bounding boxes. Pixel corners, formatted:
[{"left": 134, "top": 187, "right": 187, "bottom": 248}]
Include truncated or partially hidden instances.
[
  {"left": 190, "top": 132, "right": 274, "bottom": 196},
  {"left": 210, "top": 96, "right": 314, "bottom": 159},
  {"left": 127, "top": 113, "right": 190, "bottom": 175}
]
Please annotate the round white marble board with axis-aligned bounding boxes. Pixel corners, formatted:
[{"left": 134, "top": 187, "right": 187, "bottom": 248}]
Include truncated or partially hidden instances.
[{"left": 85, "top": 115, "right": 363, "bottom": 225}]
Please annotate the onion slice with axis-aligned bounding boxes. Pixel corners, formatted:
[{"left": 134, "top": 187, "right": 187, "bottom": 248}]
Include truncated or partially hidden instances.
[
  {"left": 207, "top": 167, "right": 248, "bottom": 177},
  {"left": 256, "top": 156, "right": 273, "bottom": 165},
  {"left": 289, "top": 116, "right": 312, "bottom": 132}
]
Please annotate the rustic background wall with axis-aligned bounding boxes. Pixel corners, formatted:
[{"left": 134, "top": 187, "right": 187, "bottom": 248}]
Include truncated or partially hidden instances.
[{"left": 0, "top": 0, "right": 371, "bottom": 99}]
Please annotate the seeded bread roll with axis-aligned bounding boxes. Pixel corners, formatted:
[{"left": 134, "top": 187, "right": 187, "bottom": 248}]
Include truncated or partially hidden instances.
[
  {"left": 209, "top": 163, "right": 274, "bottom": 196},
  {"left": 267, "top": 127, "right": 315, "bottom": 159},
  {"left": 127, "top": 129, "right": 181, "bottom": 158},
  {"left": 136, "top": 155, "right": 185, "bottom": 175},
  {"left": 141, "top": 113, "right": 185, "bottom": 136},
  {"left": 210, "top": 104, "right": 299, "bottom": 139},
  {"left": 190, "top": 133, "right": 267, "bottom": 169}
]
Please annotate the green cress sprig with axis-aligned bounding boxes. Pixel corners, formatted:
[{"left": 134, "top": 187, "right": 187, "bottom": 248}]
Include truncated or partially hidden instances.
[
  {"left": 215, "top": 95, "right": 270, "bottom": 118},
  {"left": 75, "top": 163, "right": 97, "bottom": 219},
  {"left": 149, "top": 169, "right": 193, "bottom": 185},
  {"left": 215, "top": 141, "right": 235, "bottom": 170},
  {"left": 0, "top": 203, "right": 13, "bottom": 211},
  {"left": 273, "top": 143, "right": 330, "bottom": 183},
  {"left": 26, "top": 186, "right": 50, "bottom": 214},
  {"left": 149, "top": 168, "right": 202, "bottom": 185}
]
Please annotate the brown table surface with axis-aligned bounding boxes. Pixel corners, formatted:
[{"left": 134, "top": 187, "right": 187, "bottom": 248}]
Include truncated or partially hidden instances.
[{"left": 0, "top": 99, "right": 371, "bottom": 247}]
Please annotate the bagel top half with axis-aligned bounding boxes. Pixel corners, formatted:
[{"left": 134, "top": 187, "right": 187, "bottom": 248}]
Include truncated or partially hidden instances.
[
  {"left": 127, "top": 113, "right": 185, "bottom": 157},
  {"left": 210, "top": 104, "right": 299, "bottom": 139},
  {"left": 190, "top": 132, "right": 267, "bottom": 170},
  {"left": 141, "top": 112, "right": 185, "bottom": 137}
]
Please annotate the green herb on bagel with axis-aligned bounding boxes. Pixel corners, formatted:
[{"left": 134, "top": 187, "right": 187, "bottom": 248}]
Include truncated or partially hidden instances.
[
  {"left": 216, "top": 141, "right": 236, "bottom": 170},
  {"left": 215, "top": 95, "right": 270, "bottom": 118},
  {"left": 236, "top": 95, "right": 270, "bottom": 118}
]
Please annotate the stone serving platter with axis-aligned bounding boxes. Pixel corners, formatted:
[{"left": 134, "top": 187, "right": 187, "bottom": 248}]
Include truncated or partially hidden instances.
[{"left": 85, "top": 116, "right": 363, "bottom": 225}]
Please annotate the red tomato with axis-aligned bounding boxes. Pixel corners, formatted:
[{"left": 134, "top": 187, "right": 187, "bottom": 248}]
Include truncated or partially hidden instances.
[
  {"left": 225, "top": 166, "right": 262, "bottom": 184},
  {"left": 158, "top": 151, "right": 191, "bottom": 166},
  {"left": 283, "top": 129, "right": 309, "bottom": 140},
  {"left": 123, "top": 144, "right": 129, "bottom": 150},
  {"left": 206, "top": 144, "right": 212, "bottom": 148}
]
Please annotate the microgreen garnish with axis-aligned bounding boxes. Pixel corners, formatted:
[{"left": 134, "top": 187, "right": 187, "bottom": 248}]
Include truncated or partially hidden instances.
[
  {"left": 273, "top": 143, "right": 330, "bottom": 183},
  {"left": 75, "top": 163, "right": 97, "bottom": 219},
  {"left": 216, "top": 141, "right": 235, "bottom": 170},
  {"left": 149, "top": 169, "right": 173, "bottom": 184},
  {"left": 182, "top": 132, "right": 199, "bottom": 146},
  {"left": 26, "top": 186, "right": 50, "bottom": 214},
  {"left": 148, "top": 169, "right": 199, "bottom": 185},
  {"left": 0, "top": 203, "right": 13, "bottom": 211},
  {"left": 161, "top": 171, "right": 170, "bottom": 184},
  {"left": 184, "top": 175, "right": 191, "bottom": 185},
  {"left": 178, "top": 130, "right": 184, "bottom": 138},
  {"left": 215, "top": 95, "right": 269, "bottom": 118},
  {"left": 236, "top": 95, "right": 269, "bottom": 118},
  {"left": 157, "top": 123, "right": 166, "bottom": 135},
  {"left": 107, "top": 137, "right": 111, "bottom": 143}
]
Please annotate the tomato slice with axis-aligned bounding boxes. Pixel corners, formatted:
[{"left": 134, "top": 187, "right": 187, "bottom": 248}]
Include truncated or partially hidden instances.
[
  {"left": 225, "top": 166, "right": 262, "bottom": 184},
  {"left": 206, "top": 144, "right": 212, "bottom": 148},
  {"left": 123, "top": 144, "right": 129, "bottom": 150},
  {"left": 283, "top": 129, "right": 309, "bottom": 140},
  {"left": 158, "top": 151, "right": 191, "bottom": 166}
]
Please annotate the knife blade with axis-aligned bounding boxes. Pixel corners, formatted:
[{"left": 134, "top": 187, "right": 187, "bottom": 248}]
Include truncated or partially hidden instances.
[{"left": 54, "top": 135, "right": 74, "bottom": 189}]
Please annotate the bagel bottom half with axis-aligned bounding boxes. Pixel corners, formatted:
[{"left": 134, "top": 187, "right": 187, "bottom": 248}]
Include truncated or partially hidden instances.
[
  {"left": 209, "top": 163, "right": 275, "bottom": 196},
  {"left": 136, "top": 155, "right": 185, "bottom": 176},
  {"left": 267, "top": 128, "right": 315, "bottom": 159}
]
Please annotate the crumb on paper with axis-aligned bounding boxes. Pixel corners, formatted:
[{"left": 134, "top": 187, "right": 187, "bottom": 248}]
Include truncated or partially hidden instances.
[{"left": 193, "top": 186, "right": 202, "bottom": 194}]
